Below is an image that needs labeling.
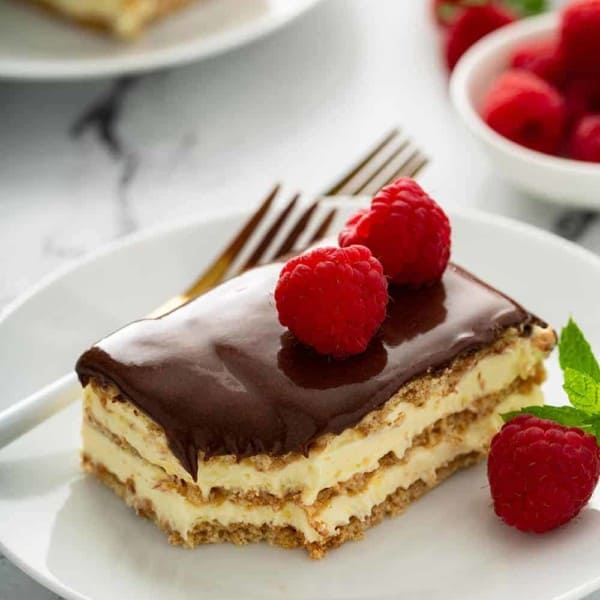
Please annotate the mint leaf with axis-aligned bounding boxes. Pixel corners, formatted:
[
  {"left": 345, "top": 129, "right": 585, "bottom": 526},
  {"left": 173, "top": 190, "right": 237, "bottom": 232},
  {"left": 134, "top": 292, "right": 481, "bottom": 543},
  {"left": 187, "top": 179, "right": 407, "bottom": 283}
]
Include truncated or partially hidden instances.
[
  {"left": 563, "top": 367, "right": 600, "bottom": 415},
  {"left": 502, "top": 405, "right": 600, "bottom": 445},
  {"left": 501, "top": 319, "right": 600, "bottom": 442},
  {"left": 502, "top": 405, "right": 594, "bottom": 430},
  {"left": 502, "top": 0, "right": 547, "bottom": 17},
  {"left": 559, "top": 318, "right": 600, "bottom": 383}
]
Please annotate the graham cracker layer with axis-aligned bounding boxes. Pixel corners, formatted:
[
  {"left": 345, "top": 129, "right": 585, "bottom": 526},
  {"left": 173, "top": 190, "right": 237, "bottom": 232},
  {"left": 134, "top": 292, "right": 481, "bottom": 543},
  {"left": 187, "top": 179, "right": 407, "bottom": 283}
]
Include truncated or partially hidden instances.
[
  {"left": 83, "top": 374, "right": 538, "bottom": 509},
  {"left": 82, "top": 450, "right": 484, "bottom": 559}
]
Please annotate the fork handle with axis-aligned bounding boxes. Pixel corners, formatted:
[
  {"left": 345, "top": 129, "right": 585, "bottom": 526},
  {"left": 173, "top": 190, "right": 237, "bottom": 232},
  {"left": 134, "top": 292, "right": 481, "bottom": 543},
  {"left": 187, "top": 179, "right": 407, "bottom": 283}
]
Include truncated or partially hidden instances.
[{"left": 0, "top": 372, "right": 79, "bottom": 448}]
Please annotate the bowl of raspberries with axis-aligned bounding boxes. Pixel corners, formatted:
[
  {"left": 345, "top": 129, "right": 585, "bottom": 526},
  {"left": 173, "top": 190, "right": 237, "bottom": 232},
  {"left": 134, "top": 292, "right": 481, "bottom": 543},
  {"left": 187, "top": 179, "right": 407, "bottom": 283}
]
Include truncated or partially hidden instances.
[{"left": 450, "top": 0, "right": 600, "bottom": 209}]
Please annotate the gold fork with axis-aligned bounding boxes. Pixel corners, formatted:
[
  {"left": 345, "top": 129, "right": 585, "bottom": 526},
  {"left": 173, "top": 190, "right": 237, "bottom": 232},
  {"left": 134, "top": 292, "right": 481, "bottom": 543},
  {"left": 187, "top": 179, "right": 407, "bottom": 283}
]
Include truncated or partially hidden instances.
[
  {"left": 150, "top": 129, "right": 428, "bottom": 317},
  {"left": 0, "top": 130, "right": 429, "bottom": 448}
]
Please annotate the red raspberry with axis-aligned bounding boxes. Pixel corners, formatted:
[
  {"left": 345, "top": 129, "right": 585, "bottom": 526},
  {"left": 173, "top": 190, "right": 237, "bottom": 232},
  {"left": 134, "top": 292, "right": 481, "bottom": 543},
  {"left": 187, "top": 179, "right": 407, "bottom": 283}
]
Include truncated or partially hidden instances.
[
  {"left": 510, "top": 38, "right": 565, "bottom": 87},
  {"left": 274, "top": 245, "right": 388, "bottom": 358},
  {"left": 338, "top": 178, "right": 451, "bottom": 287},
  {"left": 569, "top": 115, "right": 600, "bottom": 162},
  {"left": 445, "top": 5, "right": 515, "bottom": 71},
  {"left": 564, "top": 78, "right": 600, "bottom": 124},
  {"left": 561, "top": 0, "right": 600, "bottom": 78},
  {"left": 488, "top": 414, "right": 600, "bottom": 533},
  {"left": 481, "top": 70, "right": 566, "bottom": 154}
]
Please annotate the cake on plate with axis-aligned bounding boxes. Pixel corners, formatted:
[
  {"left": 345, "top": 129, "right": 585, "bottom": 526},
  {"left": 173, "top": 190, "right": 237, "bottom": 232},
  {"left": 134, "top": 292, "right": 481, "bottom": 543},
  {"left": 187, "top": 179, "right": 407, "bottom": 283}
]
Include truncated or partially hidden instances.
[
  {"left": 75, "top": 178, "right": 556, "bottom": 558},
  {"left": 21, "top": 0, "right": 193, "bottom": 37},
  {"left": 76, "top": 262, "right": 555, "bottom": 558}
]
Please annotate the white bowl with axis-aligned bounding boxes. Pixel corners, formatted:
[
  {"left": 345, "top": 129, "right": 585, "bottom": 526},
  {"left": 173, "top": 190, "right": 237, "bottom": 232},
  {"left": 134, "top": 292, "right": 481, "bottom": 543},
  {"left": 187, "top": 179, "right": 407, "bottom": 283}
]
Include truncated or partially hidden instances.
[{"left": 450, "top": 12, "right": 600, "bottom": 210}]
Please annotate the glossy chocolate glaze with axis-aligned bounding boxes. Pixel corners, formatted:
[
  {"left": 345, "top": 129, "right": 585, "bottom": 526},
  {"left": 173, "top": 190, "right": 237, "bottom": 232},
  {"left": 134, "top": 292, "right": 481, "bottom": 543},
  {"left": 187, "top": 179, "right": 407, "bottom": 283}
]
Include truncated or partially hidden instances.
[{"left": 76, "top": 263, "right": 535, "bottom": 478}]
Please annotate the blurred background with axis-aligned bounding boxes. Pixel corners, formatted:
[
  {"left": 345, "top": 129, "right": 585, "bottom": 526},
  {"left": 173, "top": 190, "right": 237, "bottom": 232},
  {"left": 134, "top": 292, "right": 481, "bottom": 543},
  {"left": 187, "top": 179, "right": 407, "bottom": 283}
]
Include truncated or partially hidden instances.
[{"left": 0, "top": 0, "right": 598, "bottom": 311}]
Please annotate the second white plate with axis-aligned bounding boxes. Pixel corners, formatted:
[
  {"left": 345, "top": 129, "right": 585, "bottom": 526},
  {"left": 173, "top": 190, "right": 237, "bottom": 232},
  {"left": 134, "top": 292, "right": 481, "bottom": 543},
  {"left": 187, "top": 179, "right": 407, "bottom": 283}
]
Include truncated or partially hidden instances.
[{"left": 0, "top": 0, "right": 323, "bottom": 79}]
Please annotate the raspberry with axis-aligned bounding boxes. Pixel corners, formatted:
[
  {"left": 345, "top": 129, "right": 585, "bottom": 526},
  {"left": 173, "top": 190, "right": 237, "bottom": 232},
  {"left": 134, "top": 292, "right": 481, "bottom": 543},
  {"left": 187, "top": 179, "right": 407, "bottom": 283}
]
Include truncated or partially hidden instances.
[
  {"left": 569, "top": 115, "right": 600, "bottom": 162},
  {"left": 561, "top": 0, "right": 600, "bottom": 78},
  {"left": 274, "top": 245, "right": 388, "bottom": 358},
  {"left": 338, "top": 178, "right": 451, "bottom": 287},
  {"left": 445, "top": 5, "right": 515, "bottom": 71},
  {"left": 488, "top": 415, "right": 600, "bottom": 533},
  {"left": 481, "top": 70, "right": 566, "bottom": 154},
  {"left": 510, "top": 38, "right": 565, "bottom": 87},
  {"left": 564, "top": 78, "right": 600, "bottom": 124}
]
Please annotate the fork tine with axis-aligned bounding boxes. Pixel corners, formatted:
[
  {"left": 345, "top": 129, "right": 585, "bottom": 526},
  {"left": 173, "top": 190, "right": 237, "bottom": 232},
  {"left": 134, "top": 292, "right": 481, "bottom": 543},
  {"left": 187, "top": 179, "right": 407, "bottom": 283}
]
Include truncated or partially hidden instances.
[
  {"left": 307, "top": 207, "right": 337, "bottom": 244},
  {"left": 406, "top": 154, "right": 429, "bottom": 179},
  {"left": 322, "top": 128, "right": 401, "bottom": 196},
  {"left": 359, "top": 145, "right": 427, "bottom": 196},
  {"left": 148, "top": 185, "right": 281, "bottom": 317},
  {"left": 377, "top": 150, "right": 429, "bottom": 190},
  {"left": 150, "top": 129, "right": 429, "bottom": 317},
  {"left": 274, "top": 148, "right": 429, "bottom": 258},
  {"left": 273, "top": 201, "right": 319, "bottom": 259},
  {"left": 237, "top": 193, "right": 300, "bottom": 273},
  {"left": 346, "top": 139, "right": 410, "bottom": 196},
  {"left": 181, "top": 184, "right": 279, "bottom": 297}
]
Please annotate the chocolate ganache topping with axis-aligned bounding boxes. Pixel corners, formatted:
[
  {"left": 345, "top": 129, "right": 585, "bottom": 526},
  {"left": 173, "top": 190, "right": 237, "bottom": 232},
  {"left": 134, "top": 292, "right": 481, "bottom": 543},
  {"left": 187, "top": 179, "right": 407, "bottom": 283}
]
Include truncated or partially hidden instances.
[{"left": 76, "top": 263, "right": 535, "bottom": 479}]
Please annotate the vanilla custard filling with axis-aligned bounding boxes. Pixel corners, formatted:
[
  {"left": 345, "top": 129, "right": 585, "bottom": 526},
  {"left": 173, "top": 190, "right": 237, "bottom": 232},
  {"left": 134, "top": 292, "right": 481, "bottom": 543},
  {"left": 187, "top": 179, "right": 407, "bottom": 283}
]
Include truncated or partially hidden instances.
[
  {"left": 33, "top": 0, "right": 160, "bottom": 35},
  {"left": 82, "top": 387, "right": 542, "bottom": 543},
  {"left": 85, "top": 329, "right": 548, "bottom": 504}
]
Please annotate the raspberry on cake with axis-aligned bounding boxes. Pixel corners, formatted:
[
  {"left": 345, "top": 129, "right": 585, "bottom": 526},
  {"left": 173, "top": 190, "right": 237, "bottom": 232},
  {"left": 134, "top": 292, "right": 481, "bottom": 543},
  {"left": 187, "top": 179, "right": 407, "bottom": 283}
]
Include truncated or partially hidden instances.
[
  {"left": 20, "top": 0, "right": 193, "bottom": 38},
  {"left": 76, "top": 257, "right": 556, "bottom": 557},
  {"left": 274, "top": 245, "right": 388, "bottom": 358},
  {"left": 339, "top": 178, "right": 451, "bottom": 287}
]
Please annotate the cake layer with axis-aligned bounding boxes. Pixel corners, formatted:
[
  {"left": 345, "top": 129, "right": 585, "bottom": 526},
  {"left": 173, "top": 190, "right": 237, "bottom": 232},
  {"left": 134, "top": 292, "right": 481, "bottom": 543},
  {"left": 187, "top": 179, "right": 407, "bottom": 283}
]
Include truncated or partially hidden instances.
[
  {"left": 84, "top": 450, "right": 485, "bottom": 559},
  {"left": 76, "top": 263, "right": 544, "bottom": 477},
  {"left": 83, "top": 325, "right": 551, "bottom": 503},
  {"left": 85, "top": 376, "right": 539, "bottom": 508},
  {"left": 81, "top": 385, "right": 542, "bottom": 555},
  {"left": 21, "top": 0, "right": 191, "bottom": 37}
]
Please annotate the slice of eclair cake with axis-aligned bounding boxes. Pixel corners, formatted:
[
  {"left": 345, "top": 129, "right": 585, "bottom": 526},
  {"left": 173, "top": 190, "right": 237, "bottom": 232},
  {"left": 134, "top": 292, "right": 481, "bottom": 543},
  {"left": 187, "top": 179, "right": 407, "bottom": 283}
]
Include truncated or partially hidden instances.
[{"left": 76, "top": 260, "right": 555, "bottom": 559}]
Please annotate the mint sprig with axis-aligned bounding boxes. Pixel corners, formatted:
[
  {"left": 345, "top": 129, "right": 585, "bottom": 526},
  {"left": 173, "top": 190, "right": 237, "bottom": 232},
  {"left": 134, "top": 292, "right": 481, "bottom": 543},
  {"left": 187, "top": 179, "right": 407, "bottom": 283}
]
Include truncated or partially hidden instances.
[
  {"left": 564, "top": 368, "right": 600, "bottom": 415},
  {"left": 559, "top": 318, "right": 600, "bottom": 382},
  {"left": 502, "top": 319, "right": 600, "bottom": 443}
]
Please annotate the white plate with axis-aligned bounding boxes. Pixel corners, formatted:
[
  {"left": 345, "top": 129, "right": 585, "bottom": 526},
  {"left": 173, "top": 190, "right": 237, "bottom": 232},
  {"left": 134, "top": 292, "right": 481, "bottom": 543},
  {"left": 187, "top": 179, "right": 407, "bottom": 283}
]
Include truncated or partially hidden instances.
[
  {"left": 0, "top": 0, "right": 323, "bottom": 80},
  {"left": 1, "top": 207, "right": 600, "bottom": 600}
]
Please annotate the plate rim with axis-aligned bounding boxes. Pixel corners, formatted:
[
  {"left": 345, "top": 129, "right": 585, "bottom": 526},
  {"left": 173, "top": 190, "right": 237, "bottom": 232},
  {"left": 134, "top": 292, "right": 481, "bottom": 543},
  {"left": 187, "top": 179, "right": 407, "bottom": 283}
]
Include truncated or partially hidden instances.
[
  {"left": 3, "top": 205, "right": 599, "bottom": 327},
  {"left": 0, "top": 0, "right": 325, "bottom": 80},
  {"left": 1, "top": 207, "right": 600, "bottom": 600}
]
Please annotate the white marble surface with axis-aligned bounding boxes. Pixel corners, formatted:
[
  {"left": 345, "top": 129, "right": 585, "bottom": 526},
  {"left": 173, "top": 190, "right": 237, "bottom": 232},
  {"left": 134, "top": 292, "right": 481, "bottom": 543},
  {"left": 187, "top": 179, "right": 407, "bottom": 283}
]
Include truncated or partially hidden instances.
[{"left": 0, "top": 0, "right": 599, "bottom": 598}]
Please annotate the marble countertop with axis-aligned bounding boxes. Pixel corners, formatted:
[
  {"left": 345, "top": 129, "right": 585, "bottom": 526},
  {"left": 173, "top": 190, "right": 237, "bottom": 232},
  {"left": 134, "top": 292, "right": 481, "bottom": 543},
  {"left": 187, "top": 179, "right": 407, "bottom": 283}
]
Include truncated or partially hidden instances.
[{"left": 0, "top": 0, "right": 599, "bottom": 598}]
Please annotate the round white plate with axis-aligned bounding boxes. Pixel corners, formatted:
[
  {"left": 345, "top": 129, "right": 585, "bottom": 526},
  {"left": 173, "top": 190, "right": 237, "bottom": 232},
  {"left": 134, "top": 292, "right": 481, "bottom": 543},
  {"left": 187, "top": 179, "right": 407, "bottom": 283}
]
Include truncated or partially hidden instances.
[
  {"left": 1, "top": 207, "right": 600, "bottom": 600},
  {"left": 0, "top": 0, "right": 324, "bottom": 80}
]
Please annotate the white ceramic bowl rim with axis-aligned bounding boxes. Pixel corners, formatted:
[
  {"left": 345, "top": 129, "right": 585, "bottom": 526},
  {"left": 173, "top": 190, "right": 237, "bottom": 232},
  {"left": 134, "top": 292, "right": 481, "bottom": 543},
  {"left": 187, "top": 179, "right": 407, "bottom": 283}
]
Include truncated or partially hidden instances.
[{"left": 450, "top": 12, "right": 600, "bottom": 177}]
